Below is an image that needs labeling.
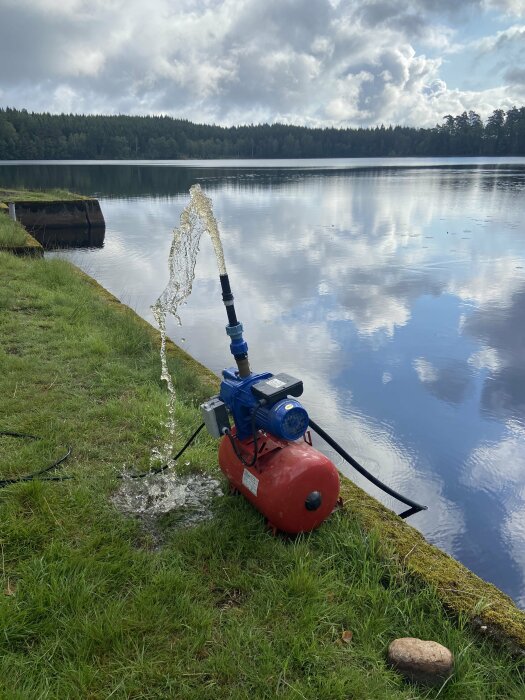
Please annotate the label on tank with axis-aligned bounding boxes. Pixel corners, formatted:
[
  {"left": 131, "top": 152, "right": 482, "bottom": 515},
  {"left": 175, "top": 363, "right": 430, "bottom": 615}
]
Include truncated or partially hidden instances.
[
  {"left": 242, "top": 468, "right": 259, "bottom": 496},
  {"left": 267, "top": 378, "right": 286, "bottom": 388}
]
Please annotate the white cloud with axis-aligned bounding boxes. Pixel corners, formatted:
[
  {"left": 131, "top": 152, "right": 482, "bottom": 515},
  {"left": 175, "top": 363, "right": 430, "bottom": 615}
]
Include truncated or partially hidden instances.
[
  {"left": 468, "top": 346, "right": 502, "bottom": 372},
  {"left": 448, "top": 257, "right": 524, "bottom": 307},
  {"left": 413, "top": 357, "right": 439, "bottom": 383},
  {"left": 470, "top": 23, "right": 525, "bottom": 57},
  {"left": 467, "top": 422, "right": 525, "bottom": 492},
  {"left": 463, "top": 422, "right": 525, "bottom": 604},
  {"left": 485, "top": 0, "right": 525, "bottom": 15},
  {"left": 0, "top": 0, "right": 523, "bottom": 126}
]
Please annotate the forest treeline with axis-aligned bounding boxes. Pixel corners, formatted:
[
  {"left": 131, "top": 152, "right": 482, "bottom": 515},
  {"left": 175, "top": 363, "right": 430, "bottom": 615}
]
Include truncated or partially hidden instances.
[{"left": 0, "top": 106, "right": 524, "bottom": 160}]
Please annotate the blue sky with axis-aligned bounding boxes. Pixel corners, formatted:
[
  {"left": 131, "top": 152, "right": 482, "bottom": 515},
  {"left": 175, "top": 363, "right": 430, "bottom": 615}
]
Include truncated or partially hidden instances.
[{"left": 0, "top": 0, "right": 524, "bottom": 127}]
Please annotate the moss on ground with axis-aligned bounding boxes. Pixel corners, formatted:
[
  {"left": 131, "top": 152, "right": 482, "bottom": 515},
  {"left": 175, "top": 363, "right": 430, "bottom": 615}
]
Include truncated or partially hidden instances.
[
  {"left": 340, "top": 481, "right": 525, "bottom": 651},
  {"left": 0, "top": 252, "right": 524, "bottom": 699},
  {"left": 0, "top": 187, "right": 91, "bottom": 203}
]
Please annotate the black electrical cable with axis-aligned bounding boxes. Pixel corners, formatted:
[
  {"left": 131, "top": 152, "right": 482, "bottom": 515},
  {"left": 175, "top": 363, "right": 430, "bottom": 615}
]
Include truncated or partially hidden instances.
[
  {"left": 224, "top": 401, "right": 263, "bottom": 468},
  {"left": 0, "top": 431, "right": 72, "bottom": 488},
  {"left": 308, "top": 418, "right": 427, "bottom": 519},
  {"left": 0, "top": 431, "right": 39, "bottom": 440},
  {"left": 225, "top": 428, "right": 257, "bottom": 467},
  {"left": 123, "top": 422, "right": 206, "bottom": 478}
]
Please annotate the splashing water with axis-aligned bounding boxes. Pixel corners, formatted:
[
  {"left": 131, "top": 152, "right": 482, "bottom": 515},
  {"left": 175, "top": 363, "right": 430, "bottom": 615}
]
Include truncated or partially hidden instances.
[
  {"left": 112, "top": 471, "right": 223, "bottom": 543},
  {"left": 151, "top": 184, "right": 227, "bottom": 463}
]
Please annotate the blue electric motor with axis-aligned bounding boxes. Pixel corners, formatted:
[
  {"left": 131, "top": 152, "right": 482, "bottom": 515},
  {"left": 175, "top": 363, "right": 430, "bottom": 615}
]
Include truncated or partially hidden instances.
[{"left": 219, "top": 368, "right": 309, "bottom": 441}]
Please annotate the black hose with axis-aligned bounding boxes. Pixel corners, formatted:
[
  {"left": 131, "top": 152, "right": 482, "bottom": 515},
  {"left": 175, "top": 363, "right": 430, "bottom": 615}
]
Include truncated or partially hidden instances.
[
  {"left": 219, "top": 274, "right": 239, "bottom": 327},
  {"left": 0, "top": 431, "right": 72, "bottom": 488},
  {"left": 308, "top": 418, "right": 427, "bottom": 519},
  {"left": 219, "top": 273, "right": 250, "bottom": 377}
]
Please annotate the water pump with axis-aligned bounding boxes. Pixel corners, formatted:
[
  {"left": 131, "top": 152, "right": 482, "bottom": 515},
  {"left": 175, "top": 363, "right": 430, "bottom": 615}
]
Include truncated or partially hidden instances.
[
  {"left": 154, "top": 185, "right": 423, "bottom": 525},
  {"left": 200, "top": 274, "right": 341, "bottom": 534}
]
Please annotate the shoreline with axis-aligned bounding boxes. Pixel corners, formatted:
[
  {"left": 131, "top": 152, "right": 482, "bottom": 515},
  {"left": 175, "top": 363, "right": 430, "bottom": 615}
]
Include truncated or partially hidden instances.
[
  {"left": 2, "top": 155, "right": 525, "bottom": 167},
  {"left": 63, "top": 267, "right": 525, "bottom": 651}
]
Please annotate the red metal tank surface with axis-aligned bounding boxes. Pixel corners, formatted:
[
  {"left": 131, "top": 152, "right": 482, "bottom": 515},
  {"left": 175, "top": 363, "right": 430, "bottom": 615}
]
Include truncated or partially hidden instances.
[{"left": 218, "top": 430, "right": 340, "bottom": 534}]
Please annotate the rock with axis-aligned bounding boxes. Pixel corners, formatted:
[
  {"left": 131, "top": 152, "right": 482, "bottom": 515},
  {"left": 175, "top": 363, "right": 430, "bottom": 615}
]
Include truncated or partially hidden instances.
[{"left": 387, "top": 637, "right": 454, "bottom": 686}]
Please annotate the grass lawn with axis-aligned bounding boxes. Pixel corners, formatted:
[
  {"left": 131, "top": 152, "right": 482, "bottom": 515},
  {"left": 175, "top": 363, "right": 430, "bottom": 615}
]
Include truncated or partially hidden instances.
[
  {"left": 0, "top": 212, "right": 29, "bottom": 248},
  {"left": 0, "top": 187, "right": 90, "bottom": 203},
  {"left": 0, "top": 251, "right": 524, "bottom": 699}
]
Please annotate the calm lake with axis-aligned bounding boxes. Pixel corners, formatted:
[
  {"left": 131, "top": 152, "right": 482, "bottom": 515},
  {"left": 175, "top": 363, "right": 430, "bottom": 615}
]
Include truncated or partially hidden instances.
[{"left": 2, "top": 157, "right": 525, "bottom": 606}]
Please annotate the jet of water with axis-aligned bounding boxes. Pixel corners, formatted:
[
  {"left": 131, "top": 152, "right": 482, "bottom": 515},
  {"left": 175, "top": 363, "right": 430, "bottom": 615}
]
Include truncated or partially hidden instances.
[{"left": 152, "top": 184, "right": 227, "bottom": 458}]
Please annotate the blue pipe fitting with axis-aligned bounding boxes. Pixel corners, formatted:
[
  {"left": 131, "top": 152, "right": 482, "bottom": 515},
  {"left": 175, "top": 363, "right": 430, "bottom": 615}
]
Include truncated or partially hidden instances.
[
  {"left": 225, "top": 322, "right": 248, "bottom": 357},
  {"left": 225, "top": 322, "right": 244, "bottom": 339}
]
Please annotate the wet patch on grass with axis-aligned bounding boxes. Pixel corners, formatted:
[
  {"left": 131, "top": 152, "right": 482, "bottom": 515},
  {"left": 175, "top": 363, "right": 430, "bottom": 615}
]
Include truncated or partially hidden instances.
[{"left": 112, "top": 470, "right": 223, "bottom": 543}]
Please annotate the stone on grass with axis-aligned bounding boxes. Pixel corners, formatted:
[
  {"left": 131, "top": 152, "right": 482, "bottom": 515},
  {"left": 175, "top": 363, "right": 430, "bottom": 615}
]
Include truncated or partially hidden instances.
[{"left": 387, "top": 637, "right": 454, "bottom": 686}]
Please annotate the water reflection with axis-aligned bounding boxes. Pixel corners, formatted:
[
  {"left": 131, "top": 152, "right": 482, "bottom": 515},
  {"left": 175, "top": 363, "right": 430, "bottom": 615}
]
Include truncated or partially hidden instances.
[
  {"left": 1, "top": 159, "right": 524, "bottom": 605},
  {"left": 463, "top": 422, "right": 525, "bottom": 607},
  {"left": 33, "top": 226, "right": 105, "bottom": 249},
  {"left": 413, "top": 358, "right": 472, "bottom": 405},
  {"left": 464, "top": 286, "right": 525, "bottom": 423}
]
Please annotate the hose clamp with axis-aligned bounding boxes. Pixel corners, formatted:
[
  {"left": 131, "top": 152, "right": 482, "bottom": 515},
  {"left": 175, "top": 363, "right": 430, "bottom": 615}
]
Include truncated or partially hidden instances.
[{"left": 225, "top": 322, "right": 243, "bottom": 338}]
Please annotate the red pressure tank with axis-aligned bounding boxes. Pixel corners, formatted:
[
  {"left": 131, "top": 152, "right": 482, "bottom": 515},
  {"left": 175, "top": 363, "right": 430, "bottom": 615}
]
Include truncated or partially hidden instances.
[{"left": 218, "top": 430, "right": 340, "bottom": 534}]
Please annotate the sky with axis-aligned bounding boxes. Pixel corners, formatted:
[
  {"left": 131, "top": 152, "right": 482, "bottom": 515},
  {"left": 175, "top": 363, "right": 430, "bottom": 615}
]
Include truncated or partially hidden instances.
[{"left": 0, "top": 0, "right": 524, "bottom": 128}]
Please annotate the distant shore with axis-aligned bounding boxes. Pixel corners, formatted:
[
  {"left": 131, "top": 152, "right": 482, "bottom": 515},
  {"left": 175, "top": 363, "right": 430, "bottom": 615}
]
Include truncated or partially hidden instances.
[{"left": 1, "top": 106, "right": 524, "bottom": 160}]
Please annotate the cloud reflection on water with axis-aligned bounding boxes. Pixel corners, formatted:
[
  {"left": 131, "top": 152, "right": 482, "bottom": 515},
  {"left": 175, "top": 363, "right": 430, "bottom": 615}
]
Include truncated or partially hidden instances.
[{"left": 37, "top": 161, "right": 525, "bottom": 604}]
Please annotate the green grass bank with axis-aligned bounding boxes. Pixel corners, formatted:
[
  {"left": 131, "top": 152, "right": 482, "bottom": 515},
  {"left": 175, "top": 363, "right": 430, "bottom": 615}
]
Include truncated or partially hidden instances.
[
  {"left": 0, "top": 188, "right": 103, "bottom": 253},
  {"left": 1, "top": 251, "right": 524, "bottom": 699},
  {"left": 0, "top": 186, "right": 88, "bottom": 252},
  {"left": 0, "top": 187, "right": 90, "bottom": 203},
  {"left": 0, "top": 206, "right": 42, "bottom": 253}
]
